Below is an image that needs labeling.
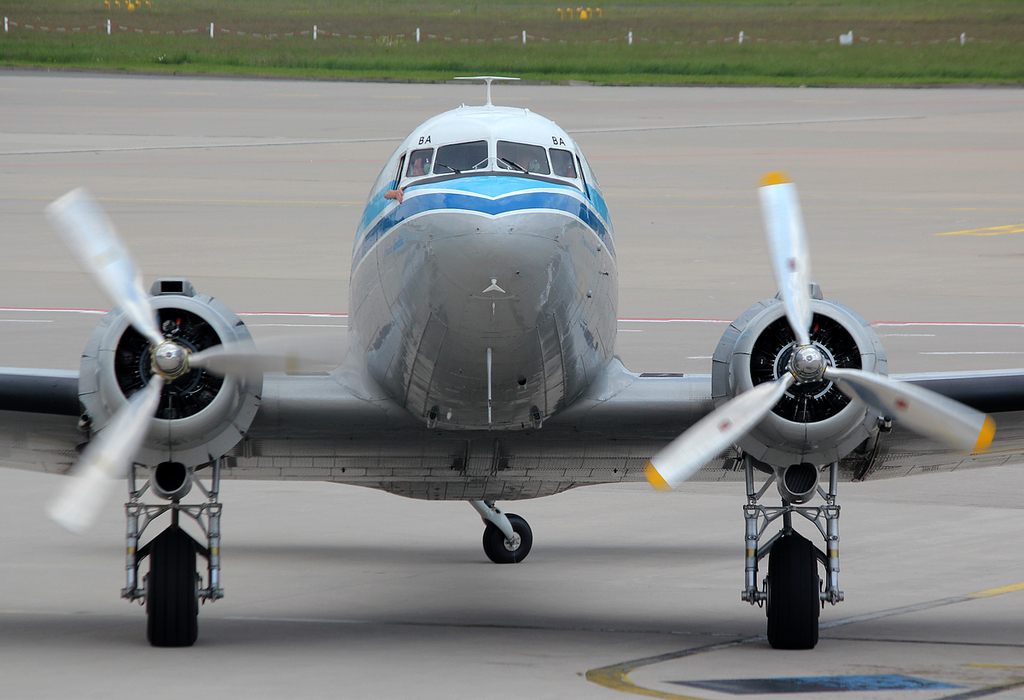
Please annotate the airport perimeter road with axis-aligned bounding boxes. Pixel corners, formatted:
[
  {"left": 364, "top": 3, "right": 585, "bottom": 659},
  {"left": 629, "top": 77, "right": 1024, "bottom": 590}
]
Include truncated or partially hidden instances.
[{"left": 0, "top": 72, "right": 1023, "bottom": 699}]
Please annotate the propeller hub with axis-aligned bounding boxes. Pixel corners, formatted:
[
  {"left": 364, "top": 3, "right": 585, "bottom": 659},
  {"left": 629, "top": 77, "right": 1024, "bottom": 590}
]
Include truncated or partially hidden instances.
[
  {"left": 790, "top": 344, "right": 827, "bottom": 384},
  {"left": 152, "top": 341, "right": 189, "bottom": 380}
]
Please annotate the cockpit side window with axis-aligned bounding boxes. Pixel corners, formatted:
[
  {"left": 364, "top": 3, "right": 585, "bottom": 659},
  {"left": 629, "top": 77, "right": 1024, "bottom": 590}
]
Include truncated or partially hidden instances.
[
  {"left": 434, "top": 140, "right": 488, "bottom": 174},
  {"left": 394, "top": 154, "right": 406, "bottom": 186},
  {"left": 549, "top": 149, "right": 577, "bottom": 179},
  {"left": 576, "top": 154, "right": 590, "bottom": 200},
  {"left": 496, "top": 141, "right": 551, "bottom": 175},
  {"left": 406, "top": 149, "right": 432, "bottom": 178}
]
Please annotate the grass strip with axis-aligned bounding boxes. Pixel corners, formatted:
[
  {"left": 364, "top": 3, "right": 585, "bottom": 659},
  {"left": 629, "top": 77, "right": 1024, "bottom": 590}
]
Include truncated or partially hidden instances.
[{"left": 3, "top": 1, "right": 1024, "bottom": 85}]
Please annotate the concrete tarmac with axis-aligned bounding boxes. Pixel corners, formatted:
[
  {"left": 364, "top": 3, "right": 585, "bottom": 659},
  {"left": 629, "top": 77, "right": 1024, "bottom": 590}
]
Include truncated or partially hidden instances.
[{"left": 0, "top": 71, "right": 1023, "bottom": 699}]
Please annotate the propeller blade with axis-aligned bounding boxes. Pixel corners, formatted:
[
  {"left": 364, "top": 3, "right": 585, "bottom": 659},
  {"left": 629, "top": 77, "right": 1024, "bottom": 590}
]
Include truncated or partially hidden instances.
[
  {"left": 189, "top": 334, "right": 347, "bottom": 379},
  {"left": 824, "top": 366, "right": 995, "bottom": 453},
  {"left": 759, "top": 171, "right": 812, "bottom": 346},
  {"left": 646, "top": 374, "right": 796, "bottom": 491},
  {"left": 45, "top": 189, "right": 164, "bottom": 348},
  {"left": 48, "top": 374, "right": 165, "bottom": 534}
]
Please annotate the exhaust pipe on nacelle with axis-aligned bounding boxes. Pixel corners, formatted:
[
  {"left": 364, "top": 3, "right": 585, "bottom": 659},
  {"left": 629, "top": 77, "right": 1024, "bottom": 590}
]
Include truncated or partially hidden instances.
[
  {"left": 149, "top": 462, "right": 193, "bottom": 501},
  {"left": 776, "top": 462, "right": 819, "bottom": 504}
]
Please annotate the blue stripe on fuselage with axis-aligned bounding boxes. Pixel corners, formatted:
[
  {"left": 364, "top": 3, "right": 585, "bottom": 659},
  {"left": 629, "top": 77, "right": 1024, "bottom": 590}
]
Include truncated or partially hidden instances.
[{"left": 353, "top": 178, "right": 614, "bottom": 269}]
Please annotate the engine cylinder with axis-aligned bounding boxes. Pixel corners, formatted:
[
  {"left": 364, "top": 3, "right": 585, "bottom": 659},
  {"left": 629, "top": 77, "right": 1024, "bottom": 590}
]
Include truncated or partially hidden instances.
[
  {"left": 712, "top": 294, "right": 887, "bottom": 469},
  {"left": 78, "top": 280, "right": 261, "bottom": 469}
]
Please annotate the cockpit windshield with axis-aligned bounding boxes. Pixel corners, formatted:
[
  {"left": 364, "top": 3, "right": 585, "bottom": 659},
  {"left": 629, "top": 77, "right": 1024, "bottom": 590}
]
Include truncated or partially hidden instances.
[
  {"left": 434, "top": 140, "right": 488, "bottom": 174},
  {"left": 397, "top": 139, "right": 582, "bottom": 187},
  {"left": 496, "top": 141, "right": 550, "bottom": 175}
]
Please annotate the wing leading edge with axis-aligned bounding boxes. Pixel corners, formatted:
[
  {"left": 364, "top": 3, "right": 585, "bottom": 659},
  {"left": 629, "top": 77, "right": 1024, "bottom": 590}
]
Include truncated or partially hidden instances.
[{"left": 0, "top": 363, "right": 1022, "bottom": 491}]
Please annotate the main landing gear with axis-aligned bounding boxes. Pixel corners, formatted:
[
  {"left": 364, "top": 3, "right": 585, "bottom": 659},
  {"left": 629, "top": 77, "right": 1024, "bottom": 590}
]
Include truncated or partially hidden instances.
[
  {"left": 470, "top": 500, "right": 533, "bottom": 563},
  {"left": 123, "top": 459, "right": 224, "bottom": 647},
  {"left": 741, "top": 456, "right": 843, "bottom": 650}
]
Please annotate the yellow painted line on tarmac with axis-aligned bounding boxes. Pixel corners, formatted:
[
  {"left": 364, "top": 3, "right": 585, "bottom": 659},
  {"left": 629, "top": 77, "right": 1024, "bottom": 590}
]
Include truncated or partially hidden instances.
[
  {"left": 585, "top": 667, "right": 707, "bottom": 700},
  {"left": 586, "top": 639, "right": 755, "bottom": 700},
  {"left": 934, "top": 224, "right": 1024, "bottom": 237},
  {"left": 967, "top": 581, "right": 1024, "bottom": 598},
  {"left": 588, "top": 580, "right": 1024, "bottom": 698},
  {"left": 967, "top": 664, "right": 1024, "bottom": 669}
]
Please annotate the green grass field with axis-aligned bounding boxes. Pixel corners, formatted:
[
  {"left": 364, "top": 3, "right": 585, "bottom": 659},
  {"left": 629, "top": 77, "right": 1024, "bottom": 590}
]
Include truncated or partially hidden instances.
[{"left": 2, "top": 1, "right": 1023, "bottom": 85}]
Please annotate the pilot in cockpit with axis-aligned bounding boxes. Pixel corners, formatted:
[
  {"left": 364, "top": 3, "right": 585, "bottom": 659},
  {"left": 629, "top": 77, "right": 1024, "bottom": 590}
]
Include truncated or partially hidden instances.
[
  {"left": 385, "top": 153, "right": 430, "bottom": 203},
  {"left": 409, "top": 155, "right": 427, "bottom": 177},
  {"left": 550, "top": 149, "right": 577, "bottom": 179}
]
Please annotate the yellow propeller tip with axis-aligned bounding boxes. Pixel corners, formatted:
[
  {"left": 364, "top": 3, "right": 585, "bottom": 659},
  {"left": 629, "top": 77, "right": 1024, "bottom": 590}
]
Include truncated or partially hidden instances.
[
  {"left": 645, "top": 462, "right": 672, "bottom": 492},
  {"left": 759, "top": 171, "right": 792, "bottom": 188},
  {"left": 974, "top": 415, "right": 996, "bottom": 453}
]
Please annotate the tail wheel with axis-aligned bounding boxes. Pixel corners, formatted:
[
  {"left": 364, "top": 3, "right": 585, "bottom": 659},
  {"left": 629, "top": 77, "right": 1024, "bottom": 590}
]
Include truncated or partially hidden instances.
[
  {"left": 147, "top": 525, "right": 199, "bottom": 647},
  {"left": 482, "top": 513, "right": 533, "bottom": 564},
  {"left": 766, "top": 533, "right": 820, "bottom": 649}
]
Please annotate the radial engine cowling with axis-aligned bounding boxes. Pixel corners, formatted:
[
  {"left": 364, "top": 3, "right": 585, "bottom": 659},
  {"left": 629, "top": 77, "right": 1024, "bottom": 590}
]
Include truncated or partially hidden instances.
[
  {"left": 78, "top": 279, "right": 261, "bottom": 470},
  {"left": 711, "top": 286, "right": 887, "bottom": 470}
]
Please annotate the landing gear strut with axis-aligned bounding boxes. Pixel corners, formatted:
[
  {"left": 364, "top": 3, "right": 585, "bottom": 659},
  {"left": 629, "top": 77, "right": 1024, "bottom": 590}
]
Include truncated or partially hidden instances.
[
  {"left": 741, "top": 455, "right": 842, "bottom": 650},
  {"left": 123, "top": 458, "right": 224, "bottom": 647},
  {"left": 470, "top": 500, "right": 533, "bottom": 563}
]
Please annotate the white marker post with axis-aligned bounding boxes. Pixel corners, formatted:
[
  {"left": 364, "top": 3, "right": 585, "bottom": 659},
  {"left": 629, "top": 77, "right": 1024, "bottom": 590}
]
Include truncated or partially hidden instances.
[
  {"left": 416, "top": 27, "right": 420, "bottom": 43},
  {"left": 739, "top": 30, "right": 744, "bottom": 44},
  {"left": 107, "top": 19, "right": 111, "bottom": 35},
  {"left": 628, "top": 30, "right": 632, "bottom": 45},
  {"left": 960, "top": 32, "right": 966, "bottom": 46},
  {"left": 522, "top": 29, "right": 526, "bottom": 44},
  {"left": 4, "top": 17, "right": 8, "bottom": 33},
  {"left": 210, "top": 22, "right": 214, "bottom": 39},
  {"left": 313, "top": 25, "right": 317, "bottom": 40}
]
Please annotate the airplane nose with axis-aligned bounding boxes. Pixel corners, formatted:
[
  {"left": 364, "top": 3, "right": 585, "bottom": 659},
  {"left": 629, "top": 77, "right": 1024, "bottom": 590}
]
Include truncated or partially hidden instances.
[{"left": 429, "top": 220, "right": 560, "bottom": 317}]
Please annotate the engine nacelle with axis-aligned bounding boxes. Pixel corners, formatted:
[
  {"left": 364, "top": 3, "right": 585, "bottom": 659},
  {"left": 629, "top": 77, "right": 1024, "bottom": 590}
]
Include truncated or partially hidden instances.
[
  {"left": 78, "top": 279, "right": 261, "bottom": 470},
  {"left": 712, "top": 287, "right": 887, "bottom": 469}
]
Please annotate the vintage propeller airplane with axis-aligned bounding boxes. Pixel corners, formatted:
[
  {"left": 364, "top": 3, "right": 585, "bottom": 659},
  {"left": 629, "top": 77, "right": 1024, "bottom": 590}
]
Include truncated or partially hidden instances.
[{"left": 0, "top": 78, "right": 1019, "bottom": 649}]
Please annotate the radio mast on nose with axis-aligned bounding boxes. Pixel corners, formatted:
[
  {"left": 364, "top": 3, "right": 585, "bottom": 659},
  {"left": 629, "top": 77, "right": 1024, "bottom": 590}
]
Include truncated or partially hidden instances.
[{"left": 454, "top": 76, "right": 520, "bottom": 106}]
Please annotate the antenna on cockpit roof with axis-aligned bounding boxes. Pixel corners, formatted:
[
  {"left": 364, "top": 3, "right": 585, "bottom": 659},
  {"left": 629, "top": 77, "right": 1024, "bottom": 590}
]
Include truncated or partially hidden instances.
[{"left": 453, "top": 76, "right": 520, "bottom": 107}]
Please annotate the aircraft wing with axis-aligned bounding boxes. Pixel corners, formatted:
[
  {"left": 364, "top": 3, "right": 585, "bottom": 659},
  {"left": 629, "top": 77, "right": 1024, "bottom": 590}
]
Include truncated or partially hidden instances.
[
  {"left": 2, "top": 361, "right": 1023, "bottom": 493},
  {"left": 0, "top": 368, "right": 80, "bottom": 475},
  {"left": 863, "top": 369, "right": 1024, "bottom": 479}
]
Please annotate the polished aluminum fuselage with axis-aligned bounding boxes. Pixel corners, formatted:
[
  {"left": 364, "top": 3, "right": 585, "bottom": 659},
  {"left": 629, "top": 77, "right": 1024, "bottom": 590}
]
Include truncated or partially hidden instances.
[{"left": 349, "top": 106, "right": 617, "bottom": 429}]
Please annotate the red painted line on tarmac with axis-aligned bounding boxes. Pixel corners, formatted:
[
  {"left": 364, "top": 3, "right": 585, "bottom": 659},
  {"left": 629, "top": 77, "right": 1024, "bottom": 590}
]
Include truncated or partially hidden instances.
[
  {"left": 0, "top": 159, "right": 378, "bottom": 168},
  {"left": 589, "top": 146, "right": 1024, "bottom": 160}
]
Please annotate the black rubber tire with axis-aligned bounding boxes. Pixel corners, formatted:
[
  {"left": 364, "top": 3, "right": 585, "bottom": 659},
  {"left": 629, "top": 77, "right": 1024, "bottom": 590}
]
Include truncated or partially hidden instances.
[
  {"left": 482, "top": 513, "right": 533, "bottom": 564},
  {"left": 147, "top": 525, "right": 199, "bottom": 647},
  {"left": 765, "top": 533, "right": 820, "bottom": 650}
]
